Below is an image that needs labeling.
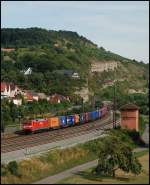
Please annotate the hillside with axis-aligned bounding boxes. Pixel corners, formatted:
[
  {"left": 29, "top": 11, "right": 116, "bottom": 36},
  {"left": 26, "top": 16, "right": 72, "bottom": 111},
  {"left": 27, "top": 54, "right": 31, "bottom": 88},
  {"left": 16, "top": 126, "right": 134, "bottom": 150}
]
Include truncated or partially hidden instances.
[{"left": 1, "top": 28, "right": 149, "bottom": 108}]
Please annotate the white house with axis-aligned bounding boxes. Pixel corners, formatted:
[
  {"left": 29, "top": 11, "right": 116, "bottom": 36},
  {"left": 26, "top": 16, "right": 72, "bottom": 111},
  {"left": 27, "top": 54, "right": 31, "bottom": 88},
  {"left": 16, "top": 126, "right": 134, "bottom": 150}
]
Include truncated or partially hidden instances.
[
  {"left": 21, "top": 67, "right": 32, "bottom": 75},
  {"left": 72, "top": 72, "right": 80, "bottom": 79},
  {"left": 13, "top": 98, "right": 22, "bottom": 106},
  {"left": 37, "top": 93, "right": 47, "bottom": 100},
  {"left": 1, "top": 82, "right": 21, "bottom": 99}
]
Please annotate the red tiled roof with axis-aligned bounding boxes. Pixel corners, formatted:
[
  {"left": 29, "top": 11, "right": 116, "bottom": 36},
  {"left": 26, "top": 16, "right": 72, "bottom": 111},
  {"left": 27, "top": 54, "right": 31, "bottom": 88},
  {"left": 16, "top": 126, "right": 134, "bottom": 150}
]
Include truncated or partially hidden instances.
[
  {"left": 1, "top": 82, "right": 6, "bottom": 92},
  {"left": 1, "top": 48, "right": 15, "bottom": 52},
  {"left": 1, "top": 82, "right": 19, "bottom": 92},
  {"left": 49, "top": 93, "right": 69, "bottom": 103},
  {"left": 24, "top": 90, "right": 33, "bottom": 100},
  {"left": 120, "top": 103, "right": 139, "bottom": 110},
  {"left": 1, "top": 82, "right": 9, "bottom": 92}
]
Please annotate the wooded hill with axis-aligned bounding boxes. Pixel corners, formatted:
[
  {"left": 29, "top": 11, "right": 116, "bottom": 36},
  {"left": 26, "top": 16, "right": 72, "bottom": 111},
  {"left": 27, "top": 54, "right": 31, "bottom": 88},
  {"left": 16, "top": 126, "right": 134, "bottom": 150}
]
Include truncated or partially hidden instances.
[{"left": 1, "top": 28, "right": 149, "bottom": 105}]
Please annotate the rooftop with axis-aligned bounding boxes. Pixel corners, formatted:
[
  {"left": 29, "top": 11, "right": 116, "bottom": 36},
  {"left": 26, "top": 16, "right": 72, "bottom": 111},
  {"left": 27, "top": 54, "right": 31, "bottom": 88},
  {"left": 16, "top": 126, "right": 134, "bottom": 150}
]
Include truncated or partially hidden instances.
[{"left": 120, "top": 103, "right": 140, "bottom": 111}]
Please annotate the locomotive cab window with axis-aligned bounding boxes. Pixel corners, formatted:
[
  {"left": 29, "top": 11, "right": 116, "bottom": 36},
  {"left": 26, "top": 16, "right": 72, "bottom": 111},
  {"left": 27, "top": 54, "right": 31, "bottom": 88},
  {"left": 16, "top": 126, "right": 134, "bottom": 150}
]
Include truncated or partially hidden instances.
[{"left": 23, "top": 122, "right": 32, "bottom": 125}]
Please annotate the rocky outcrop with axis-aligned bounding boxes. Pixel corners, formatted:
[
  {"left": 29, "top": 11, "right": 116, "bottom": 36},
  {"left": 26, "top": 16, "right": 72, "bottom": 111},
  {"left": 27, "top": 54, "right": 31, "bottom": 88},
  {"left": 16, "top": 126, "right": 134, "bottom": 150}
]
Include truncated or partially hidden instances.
[{"left": 91, "top": 61, "right": 118, "bottom": 73}]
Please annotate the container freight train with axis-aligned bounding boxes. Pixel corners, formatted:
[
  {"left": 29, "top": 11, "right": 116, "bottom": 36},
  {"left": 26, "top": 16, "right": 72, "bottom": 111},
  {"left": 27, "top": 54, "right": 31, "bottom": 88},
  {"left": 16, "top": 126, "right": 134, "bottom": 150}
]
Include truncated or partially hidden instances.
[{"left": 22, "top": 106, "right": 108, "bottom": 134}]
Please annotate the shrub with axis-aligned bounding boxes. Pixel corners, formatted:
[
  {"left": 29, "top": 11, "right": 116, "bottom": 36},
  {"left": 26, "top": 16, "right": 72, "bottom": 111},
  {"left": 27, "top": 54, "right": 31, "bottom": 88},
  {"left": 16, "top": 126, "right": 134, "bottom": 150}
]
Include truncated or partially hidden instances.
[{"left": 8, "top": 161, "right": 21, "bottom": 177}]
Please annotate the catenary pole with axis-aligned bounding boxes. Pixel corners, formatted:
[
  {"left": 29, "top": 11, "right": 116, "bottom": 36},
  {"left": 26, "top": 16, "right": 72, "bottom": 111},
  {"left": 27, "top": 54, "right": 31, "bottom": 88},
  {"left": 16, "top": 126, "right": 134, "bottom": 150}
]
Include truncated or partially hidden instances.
[{"left": 113, "top": 68, "right": 116, "bottom": 128}]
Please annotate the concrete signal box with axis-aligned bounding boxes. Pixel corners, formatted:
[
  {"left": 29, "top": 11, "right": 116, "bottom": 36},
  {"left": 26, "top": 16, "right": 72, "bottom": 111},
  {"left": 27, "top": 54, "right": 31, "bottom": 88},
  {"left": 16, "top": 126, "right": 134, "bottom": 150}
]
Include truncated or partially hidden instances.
[{"left": 120, "top": 103, "right": 139, "bottom": 132}]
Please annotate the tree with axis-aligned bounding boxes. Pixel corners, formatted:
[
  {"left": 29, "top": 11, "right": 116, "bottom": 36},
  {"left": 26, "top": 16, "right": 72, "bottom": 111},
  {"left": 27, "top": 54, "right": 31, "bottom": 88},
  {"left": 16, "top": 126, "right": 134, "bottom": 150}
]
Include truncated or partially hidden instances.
[{"left": 94, "top": 136, "right": 142, "bottom": 177}]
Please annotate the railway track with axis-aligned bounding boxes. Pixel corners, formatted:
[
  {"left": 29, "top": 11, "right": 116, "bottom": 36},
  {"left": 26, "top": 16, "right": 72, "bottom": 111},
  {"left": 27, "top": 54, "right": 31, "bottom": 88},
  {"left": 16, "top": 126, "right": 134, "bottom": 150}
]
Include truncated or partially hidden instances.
[{"left": 1, "top": 114, "right": 112, "bottom": 153}]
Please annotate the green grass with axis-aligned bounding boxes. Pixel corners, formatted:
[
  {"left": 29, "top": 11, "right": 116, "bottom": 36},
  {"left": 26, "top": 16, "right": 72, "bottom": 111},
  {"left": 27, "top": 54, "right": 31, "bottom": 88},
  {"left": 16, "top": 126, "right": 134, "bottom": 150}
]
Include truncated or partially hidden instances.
[
  {"left": 134, "top": 149, "right": 149, "bottom": 158},
  {"left": 58, "top": 152, "right": 149, "bottom": 184}
]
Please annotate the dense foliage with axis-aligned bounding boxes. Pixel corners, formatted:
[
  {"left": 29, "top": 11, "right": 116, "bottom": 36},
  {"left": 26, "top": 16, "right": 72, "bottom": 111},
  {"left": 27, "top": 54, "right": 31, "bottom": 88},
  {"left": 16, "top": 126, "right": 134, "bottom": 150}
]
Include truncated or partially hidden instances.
[
  {"left": 94, "top": 135, "right": 142, "bottom": 177},
  {"left": 97, "top": 84, "right": 149, "bottom": 115},
  {"left": 1, "top": 28, "right": 148, "bottom": 95},
  {"left": 1, "top": 28, "right": 95, "bottom": 48},
  {"left": 1, "top": 98, "right": 71, "bottom": 128}
]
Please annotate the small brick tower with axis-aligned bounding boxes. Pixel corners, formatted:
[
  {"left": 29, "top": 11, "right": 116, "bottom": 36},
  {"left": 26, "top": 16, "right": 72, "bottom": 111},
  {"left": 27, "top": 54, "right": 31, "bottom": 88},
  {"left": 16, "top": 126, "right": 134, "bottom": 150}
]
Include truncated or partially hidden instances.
[{"left": 120, "top": 103, "right": 139, "bottom": 131}]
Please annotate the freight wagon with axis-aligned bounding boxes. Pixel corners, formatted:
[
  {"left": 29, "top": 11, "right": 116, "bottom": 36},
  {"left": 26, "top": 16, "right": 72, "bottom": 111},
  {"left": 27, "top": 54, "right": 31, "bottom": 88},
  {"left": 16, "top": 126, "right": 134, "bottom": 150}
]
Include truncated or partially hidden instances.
[
  {"left": 60, "top": 116, "right": 67, "bottom": 127},
  {"left": 22, "top": 105, "right": 108, "bottom": 133}
]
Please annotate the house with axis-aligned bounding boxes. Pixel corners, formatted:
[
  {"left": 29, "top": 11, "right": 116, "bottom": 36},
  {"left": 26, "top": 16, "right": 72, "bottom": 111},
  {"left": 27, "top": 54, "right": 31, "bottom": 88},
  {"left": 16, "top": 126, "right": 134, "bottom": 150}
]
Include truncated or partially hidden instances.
[
  {"left": 23, "top": 90, "right": 33, "bottom": 102},
  {"left": 1, "top": 82, "right": 10, "bottom": 98},
  {"left": 21, "top": 67, "right": 32, "bottom": 75},
  {"left": 1, "top": 82, "right": 21, "bottom": 99},
  {"left": 3, "top": 56, "right": 14, "bottom": 62},
  {"left": 12, "top": 98, "right": 22, "bottom": 106},
  {"left": 1, "top": 48, "right": 15, "bottom": 52},
  {"left": 37, "top": 93, "right": 47, "bottom": 100},
  {"left": 49, "top": 93, "right": 70, "bottom": 104},
  {"left": 53, "top": 70, "right": 80, "bottom": 79},
  {"left": 53, "top": 70, "right": 73, "bottom": 77},
  {"left": 23, "top": 90, "right": 39, "bottom": 102},
  {"left": 120, "top": 103, "right": 139, "bottom": 131}
]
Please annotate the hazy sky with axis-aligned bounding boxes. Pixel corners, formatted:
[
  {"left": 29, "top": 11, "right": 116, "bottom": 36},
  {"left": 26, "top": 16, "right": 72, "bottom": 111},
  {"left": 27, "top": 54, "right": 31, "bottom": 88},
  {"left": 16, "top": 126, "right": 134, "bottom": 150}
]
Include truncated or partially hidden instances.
[{"left": 1, "top": 1, "right": 149, "bottom": 63}]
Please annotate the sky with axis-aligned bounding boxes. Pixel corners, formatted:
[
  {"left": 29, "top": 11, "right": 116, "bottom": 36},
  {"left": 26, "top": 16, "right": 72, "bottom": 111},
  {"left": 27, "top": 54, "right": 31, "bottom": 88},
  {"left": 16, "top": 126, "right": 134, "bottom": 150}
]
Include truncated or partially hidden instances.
[{"left": 1, "top": 1, "right": 149, "bottom": 63}]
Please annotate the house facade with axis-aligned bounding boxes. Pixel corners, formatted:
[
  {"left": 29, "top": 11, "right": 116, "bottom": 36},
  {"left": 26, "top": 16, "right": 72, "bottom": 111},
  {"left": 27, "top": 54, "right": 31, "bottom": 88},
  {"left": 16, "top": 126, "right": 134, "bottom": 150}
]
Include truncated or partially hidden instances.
[
  {"left": 1, "top": 82, "right": 21, "bottom": 99},
  {"left": 13, "top": 98, "right": 22, "bottom": 106},
  {"left": 49, "top": 93, "right": 70, "bottom": 104},
  {"left": 23, "top": 90, "right": 39, "bottom": 102},
  {"left": 120, "top": 103, "right": 139, "bottom": 131},
  {"left": 53, "top": 70, "right": 80, "bottom": 79},
  {"left": 37, "top": 93, "right": 47, "bottom": 100},
  {"left": 72, "top": 72, "right": 80, "bottom": 79}
]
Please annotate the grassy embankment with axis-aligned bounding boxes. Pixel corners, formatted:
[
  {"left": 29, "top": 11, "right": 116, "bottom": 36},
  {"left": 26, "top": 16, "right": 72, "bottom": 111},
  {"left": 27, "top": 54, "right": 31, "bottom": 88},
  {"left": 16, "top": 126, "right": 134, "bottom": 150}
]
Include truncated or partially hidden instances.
[
  {"left": 1, "top": 129, "right": 147, "bottom": 184},
  {"left": 1, "top": 144, "right": 96, "bottom": 184},
  {"left": 58, "top": 151, "right": 149, "bottom": 184}
]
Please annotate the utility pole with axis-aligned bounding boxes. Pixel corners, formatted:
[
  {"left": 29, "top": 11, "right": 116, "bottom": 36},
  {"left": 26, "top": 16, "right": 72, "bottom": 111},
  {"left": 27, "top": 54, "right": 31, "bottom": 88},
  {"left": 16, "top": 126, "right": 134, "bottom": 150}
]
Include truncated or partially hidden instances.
[
  {"left": 93, "top": 95, "right": 95, "bottom": 111},
  {"left": 1, "top": 109, "right": 5, "bottom": 138},
  {"left": 113, "top": 69, "right": 116, "bottom": 128},
  {"left": 82, "top": 98, "right": 84, "bottom": 113},
  {"left": 18, "top": 115, "right": 22, "bottom": 130}
]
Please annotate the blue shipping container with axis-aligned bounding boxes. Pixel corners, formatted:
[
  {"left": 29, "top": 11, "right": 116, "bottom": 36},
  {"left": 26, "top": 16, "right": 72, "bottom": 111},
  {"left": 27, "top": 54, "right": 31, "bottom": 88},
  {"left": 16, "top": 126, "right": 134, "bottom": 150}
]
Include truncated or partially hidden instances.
[
  {"left": 91, "top": 111, "right": 97, "bottom": 120},
  {"left": 67, "top": 115, "right": 75, "bottom": 125},
  {"left": 60, "top": 116, "right": 67, "bottom": 127}
]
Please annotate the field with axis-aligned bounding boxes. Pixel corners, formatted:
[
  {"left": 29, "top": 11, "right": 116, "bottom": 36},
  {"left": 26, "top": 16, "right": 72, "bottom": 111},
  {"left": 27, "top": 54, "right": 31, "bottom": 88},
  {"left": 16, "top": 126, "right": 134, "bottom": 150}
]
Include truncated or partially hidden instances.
[{"left": 58, "top": 152, "right": 149, "bottom": 184}]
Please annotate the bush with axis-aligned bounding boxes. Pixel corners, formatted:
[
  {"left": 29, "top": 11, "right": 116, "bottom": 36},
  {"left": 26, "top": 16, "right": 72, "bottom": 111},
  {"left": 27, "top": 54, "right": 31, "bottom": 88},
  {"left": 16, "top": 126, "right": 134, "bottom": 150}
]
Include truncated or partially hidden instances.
[{"left": 8, "top": 161, "right": 21, "bottom": 177}]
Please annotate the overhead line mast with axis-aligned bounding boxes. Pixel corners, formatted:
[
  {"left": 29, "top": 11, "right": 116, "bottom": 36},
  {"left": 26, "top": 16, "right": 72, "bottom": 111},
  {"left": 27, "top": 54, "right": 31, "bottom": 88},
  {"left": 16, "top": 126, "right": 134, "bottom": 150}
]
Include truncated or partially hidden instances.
[{"left": 113, "top": 68, "right": 116, "bottom": 128}]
